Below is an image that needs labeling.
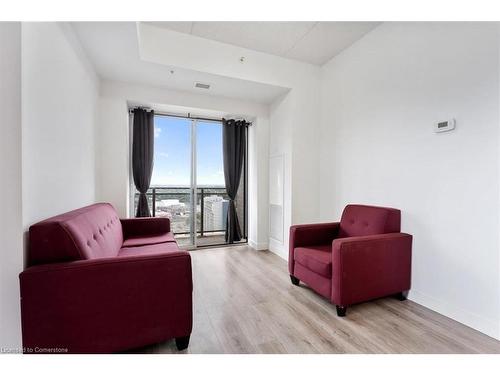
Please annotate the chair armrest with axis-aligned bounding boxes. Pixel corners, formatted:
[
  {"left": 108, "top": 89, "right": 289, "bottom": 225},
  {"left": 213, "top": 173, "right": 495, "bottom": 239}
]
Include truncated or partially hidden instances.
[
  {"left": 289, "top": 222, "right": 340, "bottom": 274},
  {"left": 120, "top": 217, "right": 170, "bottom": 238},
  {"left": 332, "top": 233, "right": 412, "bottom": 306},
  {"left": 19, "top": 251, "right": 192, "bottom": 353}
]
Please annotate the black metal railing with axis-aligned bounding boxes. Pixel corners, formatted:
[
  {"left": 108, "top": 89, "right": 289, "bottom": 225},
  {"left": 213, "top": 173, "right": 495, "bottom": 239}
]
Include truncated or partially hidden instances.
[{"left": 133, "top": 186, "right": 246, "bottom": 239}]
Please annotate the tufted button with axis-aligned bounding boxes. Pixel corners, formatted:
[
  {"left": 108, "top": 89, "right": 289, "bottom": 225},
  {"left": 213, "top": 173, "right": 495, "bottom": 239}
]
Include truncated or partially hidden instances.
[
  {"left": 93, "top": 234, "right": 97, "bottom": 240},
  {"left": 350, "top": 219, "right": 355, "bottom": 224},
  {"left": 363, "top": 221, "right": 369, "bottom": 227},
  {"left": 87, "top": 240, "right": 91, "bottom": 247},
  {"left": 99, "top": 229, "right": 103, "bottom": 235}
]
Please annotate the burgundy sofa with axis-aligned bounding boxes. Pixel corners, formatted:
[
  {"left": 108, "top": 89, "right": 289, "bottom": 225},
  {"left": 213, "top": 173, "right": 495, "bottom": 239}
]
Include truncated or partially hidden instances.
[
  {"left": 19, "top": 203, "right": 192, "bottom": 353},
  {"left": 289, "top": 204, "right": 412, "bottom": 316}
]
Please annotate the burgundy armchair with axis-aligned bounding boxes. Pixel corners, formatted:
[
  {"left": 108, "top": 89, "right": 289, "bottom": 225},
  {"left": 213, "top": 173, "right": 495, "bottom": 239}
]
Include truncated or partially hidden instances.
[
  {"left": 19, "top": 203, "right": 192, "bottom": 353},
  {"left": 289, "top": 204, "right": 412, "bottom": 316}
]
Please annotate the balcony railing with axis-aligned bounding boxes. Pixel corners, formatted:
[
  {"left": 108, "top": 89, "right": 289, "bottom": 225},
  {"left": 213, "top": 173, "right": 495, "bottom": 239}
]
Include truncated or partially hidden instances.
[{"left": 134, "top": 186, "right": 246, "bottom": 240}]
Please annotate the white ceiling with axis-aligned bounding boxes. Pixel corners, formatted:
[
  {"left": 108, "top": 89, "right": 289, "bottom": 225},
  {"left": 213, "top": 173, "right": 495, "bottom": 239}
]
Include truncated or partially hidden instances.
[
  {"left": 147, "top": 22, "right": 380, "bottom": 65},
  {"left": 72, "top": 22, "right": 381, "bottom": 105},
  {"left": 71, "top": 22, "right": 289, "bottom": 104}
]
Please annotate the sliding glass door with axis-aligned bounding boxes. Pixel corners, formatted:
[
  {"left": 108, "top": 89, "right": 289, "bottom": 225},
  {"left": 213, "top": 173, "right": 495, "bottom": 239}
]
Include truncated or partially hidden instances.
[
  {"left": 195, "top": 120, "right": 228, "bottom": 247},
  {"left": 148, "top": 116, "right": 196, "bottom": 247},
  {"left": 133, "top": 114, "right": 247, "bottom": 249}
]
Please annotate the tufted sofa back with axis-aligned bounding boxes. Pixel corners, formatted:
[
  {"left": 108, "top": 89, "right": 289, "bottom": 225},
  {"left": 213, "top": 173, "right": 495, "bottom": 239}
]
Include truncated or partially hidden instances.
[
  {"left": 338, "top": 204, "right": 401, "bottom": 238},
  {"left": 28, "top": 203, "right": 124, "bottom": 266}
]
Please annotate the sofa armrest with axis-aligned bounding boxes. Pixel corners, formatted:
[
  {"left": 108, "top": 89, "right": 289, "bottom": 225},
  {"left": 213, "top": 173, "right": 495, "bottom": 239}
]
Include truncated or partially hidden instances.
[
  {"left": 120, "top": 217, "right": 171, "bottom": 238},
  {"left": 289, "top": 222, "right": 340, "bottom": 274},
  {"left": 331, "top": 233, "right": 412, "bottom": 306},
  {"left": 19, "top": 251, "right": 192, "bottom": 353}
]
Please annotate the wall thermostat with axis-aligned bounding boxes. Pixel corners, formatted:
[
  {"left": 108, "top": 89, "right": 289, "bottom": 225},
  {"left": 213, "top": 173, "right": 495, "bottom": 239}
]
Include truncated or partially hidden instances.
[{"left": 434, "top": 119, "right": 455, "bottom": 133}]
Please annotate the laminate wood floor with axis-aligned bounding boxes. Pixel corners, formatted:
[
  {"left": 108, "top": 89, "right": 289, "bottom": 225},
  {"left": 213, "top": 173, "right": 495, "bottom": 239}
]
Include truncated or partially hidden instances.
[{"left": 133, "top": 246, "right": 500, "bottom": 354}]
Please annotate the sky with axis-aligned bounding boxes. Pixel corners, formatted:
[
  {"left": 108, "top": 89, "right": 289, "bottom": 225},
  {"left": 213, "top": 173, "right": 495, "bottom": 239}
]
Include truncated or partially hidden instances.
[{"left": 150, "top": 116, "right": 225, "bottom": 187}]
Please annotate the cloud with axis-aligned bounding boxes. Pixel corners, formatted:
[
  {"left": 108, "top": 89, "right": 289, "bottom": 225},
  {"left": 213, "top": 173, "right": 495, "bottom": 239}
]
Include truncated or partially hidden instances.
[
  {"left": 154, "top": 127, "right": 162, "bottom": 138},
  {"left": 158, "top": 152, "right": 169, "bottom": 158}
]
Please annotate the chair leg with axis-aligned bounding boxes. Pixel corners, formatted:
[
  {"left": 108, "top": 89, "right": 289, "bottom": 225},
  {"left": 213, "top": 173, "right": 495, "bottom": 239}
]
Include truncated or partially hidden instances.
[
  {"left": 290, "top": 275, "right": 300, "bottom": 286},
  {"left": 336, "top": 305, "right": 347, "bottom": 317},
  {"left": 395, "top": 290, "right": 409, "bottom": 301},
  {"left": 175, "top": 335, "right": 190, "bottom": 351}
]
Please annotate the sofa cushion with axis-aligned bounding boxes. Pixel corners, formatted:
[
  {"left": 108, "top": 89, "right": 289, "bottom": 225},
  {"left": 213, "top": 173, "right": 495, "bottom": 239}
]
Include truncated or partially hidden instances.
[
  {"left": 62, "top": 204, "right": 123, "bottom": 261},
  {"left": 122, "top": 232, "right": 176, "bottom": 247},
  {"left": 118, "top": 242, "right": 182, "bottom": 258},
  {"left": 294, "top": 245, "right": 332, "bottom": 278},
  {"left": 28, "top": 203, "right": 123, "bottom": 265},
  {"left": 339, "top": 204, "right": 401, "bottom": 238}
]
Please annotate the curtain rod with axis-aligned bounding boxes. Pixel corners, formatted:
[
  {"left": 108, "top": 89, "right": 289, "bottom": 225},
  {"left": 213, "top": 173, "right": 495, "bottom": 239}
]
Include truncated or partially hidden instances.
[{"left": 129, "top": 108, "right": 252, "bottom": 125}]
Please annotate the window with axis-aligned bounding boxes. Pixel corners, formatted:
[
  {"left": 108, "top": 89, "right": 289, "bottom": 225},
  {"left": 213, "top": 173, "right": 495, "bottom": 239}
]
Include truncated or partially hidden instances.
[{"left": 132, "top": 114, "right": 247, "bottom": 248}]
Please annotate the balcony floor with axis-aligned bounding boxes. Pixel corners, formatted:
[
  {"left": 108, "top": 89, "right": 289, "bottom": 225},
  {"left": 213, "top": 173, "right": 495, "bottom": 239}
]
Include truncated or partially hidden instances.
[{"left": 175, "top": 232, "right": 245, "bottom": 248}]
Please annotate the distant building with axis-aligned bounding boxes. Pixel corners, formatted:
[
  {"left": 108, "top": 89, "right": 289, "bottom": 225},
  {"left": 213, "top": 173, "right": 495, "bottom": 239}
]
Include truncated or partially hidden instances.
[
  {"left": 203, "top": 195, "right": 229, "bottom": 231},
  {"left": 160, "top": 199, "right": 184, "bottom": 208},
  {"left": 157, "top": 199, "right": 186, "bottom": 214}
]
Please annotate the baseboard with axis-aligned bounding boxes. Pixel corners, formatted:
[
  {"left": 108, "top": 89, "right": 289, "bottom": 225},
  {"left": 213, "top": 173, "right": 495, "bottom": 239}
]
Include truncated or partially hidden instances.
[
  {"left": 268, "top": 238, "right": 288, "bottom": 260},
  {"left": 409, "top": 290, "right": 500, "bottom": 340},
  {"left": 248, "top": 239, "right": 268, "bottom": 251}
]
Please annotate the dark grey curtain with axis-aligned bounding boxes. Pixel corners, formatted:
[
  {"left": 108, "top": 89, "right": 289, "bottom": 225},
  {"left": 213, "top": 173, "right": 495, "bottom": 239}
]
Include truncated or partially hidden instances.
[
  {"left": 222, "top": 119, "right": 247, "bottom": 243},
  {"left": 132, "top": 108, "right": 155, "bottom": 217}
]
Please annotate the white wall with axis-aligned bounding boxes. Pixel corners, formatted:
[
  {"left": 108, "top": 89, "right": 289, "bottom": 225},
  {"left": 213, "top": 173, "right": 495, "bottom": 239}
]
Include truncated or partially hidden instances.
[
  {"left": 290, "top": 79, "right": 321, "bottom": 225},
  {"left": 267, "top": 81, "right": 321, "bottom": 257},
  {"left": 320, "top": 22, "right": 500, "bottom": 339},
  {"left": 95, "top": 96, "right": 130, "bottom": 216},
  {"left": 248, "top": 116, "right": 270, "bottom": 250},
  {"left": 0, "top": 22, "right": 23, "bottom": 350},
  {"left": 22, "top": 23, "right": 99, "bottom": 228},
  {"left": 1, "top": 20, "right": 100, "bottom": 351}
]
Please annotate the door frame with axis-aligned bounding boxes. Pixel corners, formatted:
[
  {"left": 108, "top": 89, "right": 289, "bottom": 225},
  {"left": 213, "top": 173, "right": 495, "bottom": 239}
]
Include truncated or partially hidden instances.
[
  {"left": 129, "top": 111, "right": 248, "bottom": 249},
  {"left": 187, "top": 118, "right": 198, "bottom": 249}
]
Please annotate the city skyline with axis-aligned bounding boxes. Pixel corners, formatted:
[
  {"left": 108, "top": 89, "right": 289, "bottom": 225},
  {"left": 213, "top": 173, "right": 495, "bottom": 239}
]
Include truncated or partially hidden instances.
[{"left": 203, "top": 195, "right": 229, "bottom": 232}]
